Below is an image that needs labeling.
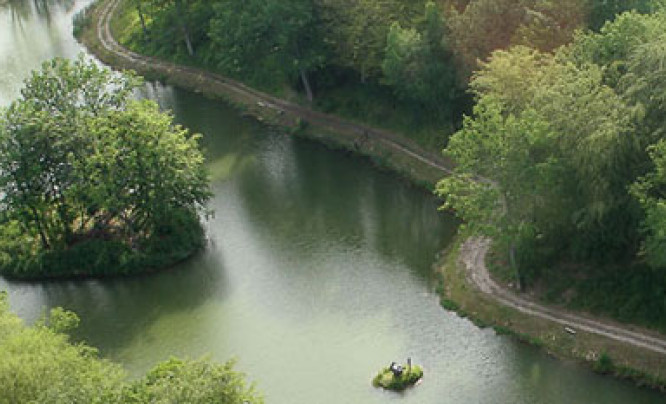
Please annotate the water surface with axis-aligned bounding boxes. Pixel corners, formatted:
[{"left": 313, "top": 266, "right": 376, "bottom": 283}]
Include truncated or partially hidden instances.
[{"left": 0, "top": 2, "right": 664, "bottom": 403}]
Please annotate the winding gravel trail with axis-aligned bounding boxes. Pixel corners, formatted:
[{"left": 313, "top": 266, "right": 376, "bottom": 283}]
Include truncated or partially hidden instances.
[
  {"left": 94, "top": 0, "right": 666, "bottom": 357},
  {"left": 461, "top": 237, "right": 666, "bottom": 355}
]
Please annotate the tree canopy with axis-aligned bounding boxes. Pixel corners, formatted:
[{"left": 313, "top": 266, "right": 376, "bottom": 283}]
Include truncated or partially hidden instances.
[
  {"left": 439, "top": 8, "right": 666, "bottom": 287},
  {"left": 0, "top": 56, "right": 211, "bottom": 278},
  {"left": 0, "top": 292, "right": 263, "bottom": 404}
]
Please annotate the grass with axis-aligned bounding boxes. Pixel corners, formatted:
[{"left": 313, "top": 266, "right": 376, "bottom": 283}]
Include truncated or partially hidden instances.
[{"left": 313, "top": 82, "right": 455, "bottom": 152}]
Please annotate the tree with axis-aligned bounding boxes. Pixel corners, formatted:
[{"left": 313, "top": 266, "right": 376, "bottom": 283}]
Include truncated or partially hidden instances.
[
  {"left": 631, "top": 140, "right": 666, "bottom": 269},
  {"left": 381, "top": 2, "right": 457, "bottom": 114},
  {"left": 0, "top": 56, "right": 211, "bottom": 277},
  {"left": 0, "top": 55, "right": 139, "bottom": 249},
  {"left": 209, "top": 0, "right": 326, "bottom": 101},
  {"left": 446, "top": 0, "right": 528, "bottom": 77},
  {"left": 0, "top": 293, "right": 126, "bottom": 403},
  {"left": 566, "top": 10, "right": 666, "bottom": 88},
  {"left": 437, "top": 98, "right": 559, "bottom": 287},
  {"left": 438, "top": 44, "right": 635, "bottom": 286},
  {"left": 128, "top": 0, "right": 214, "bottom": 60},
  {"left": 316, "top": 0, "right": 411, "bottom": 83},
  {"left": 121, "top": 358, "right": 263, "bottom": 403},
  {"left": 586, "top": 0, "right": 652, "bottom": 31}
]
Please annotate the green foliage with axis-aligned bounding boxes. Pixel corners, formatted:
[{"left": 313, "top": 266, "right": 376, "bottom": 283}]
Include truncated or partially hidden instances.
[
  {"left": 44, "top": 307, "right": 81, "bottom": 334},
  {"left": 115, "top": 0, "right": 459, "bottom": 147},
  {"left": 208, "top": 0, "right": 325, "bottom": 97},
  {"left": 631, "top": 140, "right": 666, "bottom": 269},
  {"left": 587, "top": 0, "right": 653, "bottom": 31},
  {"left": 0, "top": 292, "right": 264, "bottom": 404},
  {"left": 121, "top": 358, "right": 263, "bottom": 403},
  {"left": 381, "top": 2, "right": 457, "bottom": 115},
  {"left": 439, "top": 41, "right": 638, "bottom": 282},
  {"left": 0, "top": 56, "right": 211, "bottom": 278},
  {"left": 594, "top": 352, "right": 615, "bottom": 374},
  {"left": 73, "top": 3, "right": 94, "bottom": 38},
  {"left": 0, "top": 293, "right": 126, "bottom": 404},
  {"left": 372, "top": 364, "right": 423, "bottom": 391}
]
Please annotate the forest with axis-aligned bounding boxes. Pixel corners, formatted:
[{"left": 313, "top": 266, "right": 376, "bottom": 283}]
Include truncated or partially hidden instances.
[
  {"left": 110, "top": 0, "right": 649, "bottom": 150},
  {"left": 109, "top": 0, "right": 666, "bottom": 331}
]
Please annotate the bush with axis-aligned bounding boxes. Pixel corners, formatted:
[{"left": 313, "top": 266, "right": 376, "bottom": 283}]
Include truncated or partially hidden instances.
[
  {"left": 0, "top": 209, "right": 206, "bottom": 280},
  {"left": 594, "top": 352, "right": 615, "bottom": 374}
]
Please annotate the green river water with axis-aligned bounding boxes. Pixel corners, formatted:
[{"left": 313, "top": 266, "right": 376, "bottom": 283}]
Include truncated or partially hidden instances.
[{"left": 0, "top": 1, "right": 664, "bottom": 403}]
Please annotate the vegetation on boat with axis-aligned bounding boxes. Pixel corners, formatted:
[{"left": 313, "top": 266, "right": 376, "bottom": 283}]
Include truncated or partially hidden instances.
[{"left": 372, "top": 362, "right": 423, "bottom": 391}]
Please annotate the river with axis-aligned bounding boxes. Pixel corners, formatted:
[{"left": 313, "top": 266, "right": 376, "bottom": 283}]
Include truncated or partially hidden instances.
[{"left": 0, "top": 1, "right": 664, "bottom": 403}]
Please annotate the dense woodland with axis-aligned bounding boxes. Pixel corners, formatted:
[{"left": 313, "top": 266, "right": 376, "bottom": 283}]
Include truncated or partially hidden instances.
[
  {"left": 111, "top": 0, "right": 652, "bottom": 148},
  {"left": 109, "top": 0, "right": 666, "bottom": 330}
]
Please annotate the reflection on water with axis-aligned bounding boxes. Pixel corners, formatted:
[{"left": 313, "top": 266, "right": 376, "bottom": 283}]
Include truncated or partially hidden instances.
[{"left": 0, "top": 0, "right": 91, "bottom": 106}]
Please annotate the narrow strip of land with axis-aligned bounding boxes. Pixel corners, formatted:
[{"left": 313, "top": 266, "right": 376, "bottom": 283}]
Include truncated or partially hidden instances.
[{"left": 93, "top": 0, "right": 666, "bottom": 358}]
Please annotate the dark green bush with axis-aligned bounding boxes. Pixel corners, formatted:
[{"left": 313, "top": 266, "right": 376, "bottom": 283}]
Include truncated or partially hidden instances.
[{"left": 0, "top": 209, "right": 206, "bottom": 280}]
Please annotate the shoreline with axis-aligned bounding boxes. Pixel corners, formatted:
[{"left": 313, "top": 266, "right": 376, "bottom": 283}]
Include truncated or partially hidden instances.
[
  {"left": 79, "top": 0, "right": 666, "bottom": 392},
  {"left": 79, "top": 0, "right": 453, "bottom": 190},
  {"left": 439, "top": 234, "right": 666, "bottom": 391}
]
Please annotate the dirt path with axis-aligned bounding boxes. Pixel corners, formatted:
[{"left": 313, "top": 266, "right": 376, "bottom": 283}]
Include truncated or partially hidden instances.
[
  {"left": 461, "top": 237, "right": 666, "bottom": 355},
  {"left": 94, "top": 0, "right": 666, "bottom": 358}
]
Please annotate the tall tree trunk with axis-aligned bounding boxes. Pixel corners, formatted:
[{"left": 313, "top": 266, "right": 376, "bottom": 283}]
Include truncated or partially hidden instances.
[
  {"left": 175, "top": 0, "right": 194, "bottom": 56},
  {"left": 299, "top": 68, "right": 314, "bottom": 103},
  {"left": 31, "top": 206, "right": 50, "bottom": 250},
  {"left": 136, "top": 2, "right": 149, "bottom": 40},
  {"left": 509, "top": 242, "right": 523, "bottom": 291}
]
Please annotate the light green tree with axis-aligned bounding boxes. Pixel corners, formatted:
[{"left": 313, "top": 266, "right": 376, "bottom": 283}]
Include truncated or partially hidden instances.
[
  {"left": 0, "top": 292, "right": 264, "bottom": 404},
  {"left": 437, "top": 98, "right": 559, "bottom": 287},
  {"left": 631, "top": 140, "right": 666, "bottom": 269}
]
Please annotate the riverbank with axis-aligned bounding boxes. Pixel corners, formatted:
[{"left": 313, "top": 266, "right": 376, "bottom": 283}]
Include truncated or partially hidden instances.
[
  {"left": 79, "top": 0, "right": 666, "bottom": 393},
  {"left": 438, "top": 233, "right": 666, "bottom": 390}
]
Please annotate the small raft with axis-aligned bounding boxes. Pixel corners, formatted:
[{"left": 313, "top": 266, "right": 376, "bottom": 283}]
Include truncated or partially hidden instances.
[{"left": 372, "top": 361, "right": 423, "bottom": 391}]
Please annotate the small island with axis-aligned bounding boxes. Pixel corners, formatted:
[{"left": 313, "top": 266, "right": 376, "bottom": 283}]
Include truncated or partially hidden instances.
[
  {"left": 372, "top": 361, "right": 423, "bottom": 391},
  {"left": 0, "top": 57, "right": 211, "bottom": 280}
]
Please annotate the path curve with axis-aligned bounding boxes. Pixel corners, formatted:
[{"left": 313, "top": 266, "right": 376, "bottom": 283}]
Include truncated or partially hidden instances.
[
  {"left": 93, "top": 0, "right": 666, "bottom": 357},
  {"left": 461, "top": 237, "right": 666, "bottom": 355}
]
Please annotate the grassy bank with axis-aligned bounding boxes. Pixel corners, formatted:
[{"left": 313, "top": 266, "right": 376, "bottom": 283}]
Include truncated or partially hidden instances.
[{"left": 437, "top": 232, "right": 666, "bottom": 391}]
